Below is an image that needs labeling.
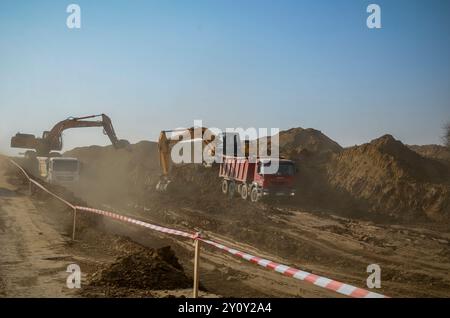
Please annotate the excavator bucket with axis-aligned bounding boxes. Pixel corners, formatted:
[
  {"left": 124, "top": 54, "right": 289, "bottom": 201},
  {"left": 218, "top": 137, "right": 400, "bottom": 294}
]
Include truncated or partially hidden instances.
[{"left": 114, "top": 139, "right": 131, "bottom": 149}]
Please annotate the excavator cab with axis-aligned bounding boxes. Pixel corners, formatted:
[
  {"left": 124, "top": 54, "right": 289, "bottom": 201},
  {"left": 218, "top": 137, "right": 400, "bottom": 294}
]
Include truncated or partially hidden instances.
[{"left": 10, "top": 133, "right": 37, "bottom": 149}]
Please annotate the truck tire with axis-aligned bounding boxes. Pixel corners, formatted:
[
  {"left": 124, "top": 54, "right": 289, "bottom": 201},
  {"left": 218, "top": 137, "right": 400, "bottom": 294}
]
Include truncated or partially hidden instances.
[
  {"left": 221, "top": 180, "right": 228, "bottom": 194},
  {"left": 241, "top": 184, "right": 248, "bottom": 200},
  {"left": 250, "top": 186, "right": 259, "bottom": 202}
]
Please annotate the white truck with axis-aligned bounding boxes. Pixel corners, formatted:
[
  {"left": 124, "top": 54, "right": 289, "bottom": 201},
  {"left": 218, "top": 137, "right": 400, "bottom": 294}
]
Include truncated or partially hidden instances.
[{"left": 37, "top": 157, "right": 80, "bottom": 185}]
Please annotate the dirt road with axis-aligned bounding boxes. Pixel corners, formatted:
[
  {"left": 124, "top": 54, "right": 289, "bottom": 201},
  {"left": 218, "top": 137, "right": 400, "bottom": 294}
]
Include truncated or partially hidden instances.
[
  {"left": 0, "top": 156, "right": 77, "bottom": 297},
  {"left": 0, "top": 157, "right": 219, "bottom": 298}
]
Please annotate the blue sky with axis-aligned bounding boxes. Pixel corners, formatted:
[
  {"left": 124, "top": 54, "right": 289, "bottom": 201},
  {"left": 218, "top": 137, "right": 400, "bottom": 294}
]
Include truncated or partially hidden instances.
[{"left": 1, "top": 0, "right": 449, "bottom": 154}]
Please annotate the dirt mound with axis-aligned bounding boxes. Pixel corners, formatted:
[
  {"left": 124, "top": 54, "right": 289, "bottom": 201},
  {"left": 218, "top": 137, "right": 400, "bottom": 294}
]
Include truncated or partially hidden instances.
[
  {"left": 325, "top": 135, "right": 450, "bottom": 221},
  {"left": 278, "top": 127, "right": 343, "bottom": 157},
  {"left": 257, "top": 127, "right": 342, "bottom": 159},
  {"left": 89, "top": 246, "right": 192, "bottom": 290},
  {"left": 64, "top": 129, "right": 450, "bottom": 222},
  {"left": 409, "top": 144, "right": 450, "bottom": 162}
]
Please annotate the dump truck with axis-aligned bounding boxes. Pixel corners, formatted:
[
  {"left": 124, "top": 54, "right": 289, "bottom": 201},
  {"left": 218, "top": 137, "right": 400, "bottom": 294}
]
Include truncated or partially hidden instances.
[
  {"left": 219, "top": 156, "right": 296, "bottom": 202},
  {"left": 37, "top": 157, "right": 80, "bottom": 185}
]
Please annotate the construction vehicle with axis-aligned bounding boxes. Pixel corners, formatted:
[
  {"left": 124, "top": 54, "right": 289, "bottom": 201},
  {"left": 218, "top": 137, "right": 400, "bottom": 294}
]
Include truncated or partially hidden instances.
[
  {"left": 219, "top": 157, "right": 296, "bottom": 202},
  {"left": 11, "top": 114, "right": 129, "bottom": 157},
  {"left": 37, "top": 157, "right": 80, "bottom": 185},
  {"left": 156, "top": 127, "right": 242, "bottom": 191},
  {"left": 156, "top": 126, "right": 297, "bottom": 200}
]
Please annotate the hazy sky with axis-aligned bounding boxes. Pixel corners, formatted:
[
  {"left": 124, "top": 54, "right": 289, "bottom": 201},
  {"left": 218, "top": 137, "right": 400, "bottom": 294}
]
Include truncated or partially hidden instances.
[{"left": 1, "top": 0, "right": 449, "bottom": 155}]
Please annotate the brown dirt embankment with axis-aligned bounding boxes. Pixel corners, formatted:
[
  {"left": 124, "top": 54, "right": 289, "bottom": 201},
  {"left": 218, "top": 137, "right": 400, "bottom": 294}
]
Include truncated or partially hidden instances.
[
  {"left": 325, "top": 135, "right": 450, "bottom": 221},
  {"left": 408, "top": 144, "right": 450, "bottom": 162},
  {"left": 65, "top": 128, "right": 450, "bottom": 222}
]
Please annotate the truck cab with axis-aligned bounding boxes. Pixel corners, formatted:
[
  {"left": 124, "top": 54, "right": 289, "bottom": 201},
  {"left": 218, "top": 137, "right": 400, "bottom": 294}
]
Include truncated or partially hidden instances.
[
  {"left": 254, "top": 158, "right": 296, "bottom": 199},
  {"left": 44, "top": 157, "right": 80, "bottom": 185}
]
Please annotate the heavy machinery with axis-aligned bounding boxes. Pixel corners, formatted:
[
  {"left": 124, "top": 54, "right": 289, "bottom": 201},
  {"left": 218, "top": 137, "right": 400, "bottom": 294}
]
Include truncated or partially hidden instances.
[
  {"left": 37, "top": 156, "right": 80, "bottom": 185},
  {"left": 11, "top": 114, "right": 129, "bottom": 157},
  {"left": 156, "top": 126, "right": 296, "bottom": 200},
  {"left": 156, "top": 127, "right": 242, "bottom": 191},
  {"left": 219, "top": 156, "right": 296, "bottom": 202}
]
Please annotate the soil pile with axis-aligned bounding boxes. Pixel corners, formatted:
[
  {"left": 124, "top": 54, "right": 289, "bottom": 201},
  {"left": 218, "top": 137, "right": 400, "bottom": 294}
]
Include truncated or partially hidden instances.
[
  {"left": 89, "top": 246, "right": 192, "bottom": 290},
  {"left": 278, "top": 127, "right": 343, "bottom": 157},
  {"left": 258, "top": 127, "right": 342, "bottom": 159},
  {"left": 409, "top": 144, "right": 450, "bottom": 162},
  {"left": 325, "top": 135, "right": 450, "bottom": 221},
  {"left": 64, "top": 129, "right": 450, "bottom": 222}
]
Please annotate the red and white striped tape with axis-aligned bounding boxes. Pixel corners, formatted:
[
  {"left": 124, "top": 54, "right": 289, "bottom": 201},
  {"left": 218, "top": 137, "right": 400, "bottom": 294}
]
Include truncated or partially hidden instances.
[
  {"left": 10, "top": 159, "right": 388, "bottom": 298},
  {"left": 10, "top": 159, "right": 75, "bottom": 209},
  {"left": 200, "top": 238, "right": 387, "bottom": 298},
  {"left": 75, "top": 205, "right": 387, "bottom": 298},
  {"left": 75, "top": 206, "right": 196, "bottom": 239},
  {"left": 31, "top": 179, "right": 75, "bottom": 209},
  {"left": 9, "top": 159, "right": 31, "bottom": 179}
]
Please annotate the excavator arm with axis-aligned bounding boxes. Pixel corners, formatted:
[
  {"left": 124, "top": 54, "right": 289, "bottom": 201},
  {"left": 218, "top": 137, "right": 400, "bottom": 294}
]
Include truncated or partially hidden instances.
[
  {"left": 156, "top": 127, "right": 215, "bottom": 191},
  {"left": 11, "top": 114, "right": 129, "bottom": 156}
]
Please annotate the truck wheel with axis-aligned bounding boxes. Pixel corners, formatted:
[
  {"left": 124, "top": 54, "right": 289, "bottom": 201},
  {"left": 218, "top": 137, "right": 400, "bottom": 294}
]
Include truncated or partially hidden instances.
[
  {"left": 241, "top": 184, "right": 248, "bottom": 200},
  {"left": 221, "top": 180, "right": 228, "bottom": 194},
  {"left": 250, "top": 187, "right": 259, "bottom": 202}
]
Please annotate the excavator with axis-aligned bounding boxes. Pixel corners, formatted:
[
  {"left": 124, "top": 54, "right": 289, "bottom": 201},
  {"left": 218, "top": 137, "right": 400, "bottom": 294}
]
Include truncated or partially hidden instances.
[
  {"left": 156, "top": 127, "right": 245, "bottom": 191},
  {"left": 11, "top": 114, "right": 129, "bottom": 157},
  {"left": 156, "top": 127, "right": 295, "bottom": 201},
  {"left": 156, "top": 127, "right": 216, "bottom": 191}
]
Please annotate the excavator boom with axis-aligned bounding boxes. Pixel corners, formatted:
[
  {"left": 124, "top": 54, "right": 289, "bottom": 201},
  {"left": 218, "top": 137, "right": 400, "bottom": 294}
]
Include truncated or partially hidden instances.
[{"left": 11, "top": 114, "right": 128, "bottom": 156}]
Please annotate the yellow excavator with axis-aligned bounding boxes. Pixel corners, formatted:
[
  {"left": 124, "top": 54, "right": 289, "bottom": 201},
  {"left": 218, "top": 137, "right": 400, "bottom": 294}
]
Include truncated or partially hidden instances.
[
  {"left": 156, "top": 127, "right": 249, "bottom": 191},
  {"left": 156, "top": 127, "right": 217, "bottom": 191},
  {"left": 11, "top": 114, "right": 129, "bottom": 157},
  {"left": 156, "top": 127, "right": 276, "bottom": 193}
]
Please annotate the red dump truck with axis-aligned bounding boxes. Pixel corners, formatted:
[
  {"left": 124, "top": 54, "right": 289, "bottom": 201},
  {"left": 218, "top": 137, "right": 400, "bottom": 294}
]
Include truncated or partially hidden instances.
[{"left": 219, "top": 157, "right": 296, "bottom": 202}]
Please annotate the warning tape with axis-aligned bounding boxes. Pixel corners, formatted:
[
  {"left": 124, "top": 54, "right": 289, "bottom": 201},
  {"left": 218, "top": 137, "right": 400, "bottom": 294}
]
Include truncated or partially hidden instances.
[
  {"left": 200, "top": 238, "right": 387, "bottom": 298},
  {"left": 10, "top": 159, "right": 75, "bottom": 209},
  {"left": 9, "top": 159, "right": 388, "bottom": 298},
  {"left": 30, "top": 179, "right": 75, "bottom": 209},
  {"left": 9, "top": 159, "right": 31, "bottom": 180},
  {"left": 75, "top": 205, "right": 387, "bottom": 298},
  {"left": 74, "top": 206, "right": 196, "bottom": 239}
]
